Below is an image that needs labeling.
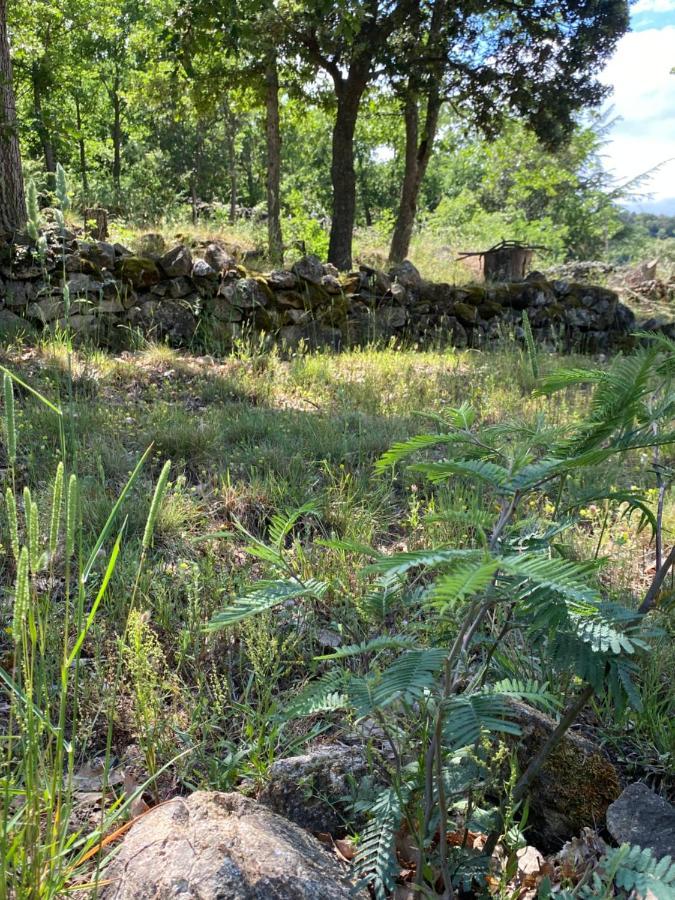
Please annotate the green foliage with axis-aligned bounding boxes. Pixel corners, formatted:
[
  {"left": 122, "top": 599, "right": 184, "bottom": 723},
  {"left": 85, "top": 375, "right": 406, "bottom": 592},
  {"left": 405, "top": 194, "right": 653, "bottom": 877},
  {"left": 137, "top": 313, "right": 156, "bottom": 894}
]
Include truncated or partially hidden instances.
[
  {"left": 207, "top": 338, "right": 673, "bottom": 895},
  {"left": 552, "top": 844, "right": 675, "bottom": 900}
]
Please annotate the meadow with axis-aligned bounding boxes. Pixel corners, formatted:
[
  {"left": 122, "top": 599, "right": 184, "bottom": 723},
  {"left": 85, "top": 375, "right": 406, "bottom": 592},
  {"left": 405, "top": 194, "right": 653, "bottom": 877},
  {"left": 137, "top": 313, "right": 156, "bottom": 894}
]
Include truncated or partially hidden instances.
[{"left": 0, "top": 330, "right": 673, "bottom": 897}]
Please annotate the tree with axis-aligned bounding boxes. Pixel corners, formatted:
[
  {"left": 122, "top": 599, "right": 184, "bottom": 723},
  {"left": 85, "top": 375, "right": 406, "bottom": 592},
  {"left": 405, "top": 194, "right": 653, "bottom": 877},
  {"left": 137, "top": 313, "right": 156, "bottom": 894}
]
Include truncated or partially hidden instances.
[
  {"left": 0, "top": 0, "right": 25, "bottom": 234},
  {"left": 287, "top": 0, "right": 413, "bottom": 269},
  {"left": 387, "top": 0, "right": 631, "bottom": 263},
  {"left": 286, "top": 0, "right": 629, "bottom": 269}
]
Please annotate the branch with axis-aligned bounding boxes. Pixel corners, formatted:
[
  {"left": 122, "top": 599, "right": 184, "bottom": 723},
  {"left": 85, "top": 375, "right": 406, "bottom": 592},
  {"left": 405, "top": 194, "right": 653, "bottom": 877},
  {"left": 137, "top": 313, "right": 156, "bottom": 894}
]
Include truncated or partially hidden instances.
[{"left": 638, "top": 545, "right": 675, "bottom": 615}]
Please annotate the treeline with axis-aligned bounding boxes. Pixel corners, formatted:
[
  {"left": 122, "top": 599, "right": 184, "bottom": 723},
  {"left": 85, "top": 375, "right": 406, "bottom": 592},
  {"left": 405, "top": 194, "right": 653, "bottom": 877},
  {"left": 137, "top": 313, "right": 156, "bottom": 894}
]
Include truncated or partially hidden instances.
[
  {"left": 2, "top": 0, "right": 632, "bottom": 268},
  {"left": 621, "top": 212, "right": 675, "bottom": 241}
]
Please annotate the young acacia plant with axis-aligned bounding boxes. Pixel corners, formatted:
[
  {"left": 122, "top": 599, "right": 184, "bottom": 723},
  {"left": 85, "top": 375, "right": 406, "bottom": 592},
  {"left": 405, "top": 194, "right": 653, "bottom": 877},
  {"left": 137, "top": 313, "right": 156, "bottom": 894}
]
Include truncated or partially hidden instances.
[{"left": 209, "top": 338, "right": 674, "bottom": 898}]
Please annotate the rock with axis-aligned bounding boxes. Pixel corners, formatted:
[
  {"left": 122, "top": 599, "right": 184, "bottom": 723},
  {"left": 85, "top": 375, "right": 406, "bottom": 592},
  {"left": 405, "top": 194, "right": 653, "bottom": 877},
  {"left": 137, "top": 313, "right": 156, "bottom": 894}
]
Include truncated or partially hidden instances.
[
  {"left": 210, "top": 298, "right": 243, "bottom": 322},
  {"left": 516, "top": 845, "right": 545, "bottom": 877},
  {"left": 389, "top": 260, "right": 422, "bottom": 291},
  {"left": 510, "top": 700, "right": 620, "bottom": 852},
  {"left": 4, "top": 280, "right": 36, "bottom": 307},
  {"left": 192, "top": 259, "right": 218, "bottom": 284},
  {"left": 292, "top": 255, "right": 324, "bottom": 285},
  {"left": 275, "top": 291, "right": 306, "bottom": 309},
  {"left": 134, "top": 298, "right": 198, "bottom": 343},
  {"left": 82, "top": 241, "right": 116, "bottom": 271},
  {"left": 26, "top": 298, "right": 65, "bottom": 323},
  {"left": 0, "top": 308, "right": 34, "bottom": 337},
  {"left": 159, "top": 244, "right": 193, "bottom": 278},
  {"left": 67, "top": 272, "right": 104, "bottom": 296},
  {"left": 118, "top": 257, "right": 161, "bottom": 289},
  {"left": 454, "top": 302, "right": 478, "bottom": 325},
  {"left": 101, "top": 791, "right": 363, "bottom": 900},
  {"left": 258, "top": 744, "right": 369, "bottom": 835},
  {"left": 231, "top": 278, "right": 270, "bottom": 309},
  {"left": 268, "top": 270, "right": 299, "bottom": 291},
  {"left": 389, "top": 282, "right": 407, "bottom": 304},
  {"left": 204, "top": 242, "right": 235, "bottom": 272},
  {"left": 374, "top": 306, "right": 406, "bottom": 330},
  {"left": 113, "top": 242, "right": 132, "bottom": 258},
  {"left": 606, "top": 783, "right": 675, "bottom": 860},
  {"left": 136, "top": 233, "right": 165, "bottom": 256},
  {"left": 167, "top": 276, "right": 194, "bottom": 299},
  {"left": 614, "top": 303, "right": 636, "bottom": 332},
  {"left": 54, "top": 314, "right": 98, "bottom": 336},
  {"left": 321, "top": 274, "right": 342, "bottom": 295}
]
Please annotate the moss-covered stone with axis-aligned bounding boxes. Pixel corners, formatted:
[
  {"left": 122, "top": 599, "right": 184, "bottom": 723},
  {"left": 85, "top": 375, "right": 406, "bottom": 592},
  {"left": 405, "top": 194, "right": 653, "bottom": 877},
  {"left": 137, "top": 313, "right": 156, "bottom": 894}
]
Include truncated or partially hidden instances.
[
  {"left": 118, "top": 256, "right": 160, "bottom": 289},
  {"left": 454, "top": 302, "right": 478, "bottom": 324},
  {"left": 454, "top": 284, "right": 486, "bottom": 307},
  {"left": 320, "top": 294, "right": 350, "bottom": 326},
  {"left": 477, "top": 300, "right": 502, "bottom": 320}
]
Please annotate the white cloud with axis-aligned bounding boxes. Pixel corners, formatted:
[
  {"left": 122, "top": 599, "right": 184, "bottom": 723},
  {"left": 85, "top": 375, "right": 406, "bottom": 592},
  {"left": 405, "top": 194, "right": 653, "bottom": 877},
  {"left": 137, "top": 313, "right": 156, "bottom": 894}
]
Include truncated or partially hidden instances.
[
  {"left": 600, "top": 26, "right": 675, "bottom": 200},
  {"left": 632, "top": 0, "right": 675, "bottom": 14}
]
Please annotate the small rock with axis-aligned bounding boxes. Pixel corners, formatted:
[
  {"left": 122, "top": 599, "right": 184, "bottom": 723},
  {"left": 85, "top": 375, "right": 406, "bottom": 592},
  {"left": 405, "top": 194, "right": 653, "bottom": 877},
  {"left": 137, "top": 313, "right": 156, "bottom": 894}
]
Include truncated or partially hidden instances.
[
  {"left": 516, "top": 845, "right": 545, "bottom": 876},
  {"left": 67, "top": 272, "right": 103, "bottom": 295},
  {"left": 389, "top": 259, "right": 421, "bottom": 291},
  {"left": 82, "top": 241, "right": 115, "bottom": 271},
  {"left": 167, "top": 276, "right": 193, "bottom": 299},
  {"left": 268, "top": 269, "right": 299, "bottom": 291},
  {"left": 607, "top": 783, "right": 675, "bottom": 861},
  {"left": 292, "top": 255, "right": 325, "bottom": 285},
  {"left": 159, "top": 244, "right": 193, "bottom": 278},
  {"left": 231, "top": 278, "right": 269, "bottom": 309},
  {"left": 258, "top": 744, "right": 369, "bottom": 834},
  {"left": 0, "top": 308, "right": 34, "bottom": 336},
  {"left": 204, "top": 243, "right": 235, "bottom": 272},
  {"left": 101, "top": 791, "right": 364, "bottom": 899},
  {"left": 320, "top": 274, "right": 342, "bottom": 295}
]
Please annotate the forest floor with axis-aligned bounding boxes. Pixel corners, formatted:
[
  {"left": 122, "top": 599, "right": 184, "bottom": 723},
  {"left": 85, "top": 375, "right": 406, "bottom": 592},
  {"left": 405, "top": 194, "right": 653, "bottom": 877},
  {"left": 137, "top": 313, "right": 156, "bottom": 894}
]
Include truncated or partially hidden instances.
[{"left": 0, "top": 334, "right": 673, "bottom": 895}]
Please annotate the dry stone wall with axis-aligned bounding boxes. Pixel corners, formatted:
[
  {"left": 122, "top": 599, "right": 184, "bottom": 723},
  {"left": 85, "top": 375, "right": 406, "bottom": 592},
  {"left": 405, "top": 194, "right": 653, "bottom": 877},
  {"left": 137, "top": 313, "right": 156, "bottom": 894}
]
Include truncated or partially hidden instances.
[{"left": 1, "top": 227, "right": 671, "bottom": 351}]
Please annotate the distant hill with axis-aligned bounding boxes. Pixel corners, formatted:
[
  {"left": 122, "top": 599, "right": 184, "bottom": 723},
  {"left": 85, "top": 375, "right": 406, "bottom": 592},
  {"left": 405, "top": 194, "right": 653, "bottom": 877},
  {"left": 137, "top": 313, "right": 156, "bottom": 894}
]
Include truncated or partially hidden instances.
[{"left": 624, "top": 198, "right": 675, "bottom": 216}]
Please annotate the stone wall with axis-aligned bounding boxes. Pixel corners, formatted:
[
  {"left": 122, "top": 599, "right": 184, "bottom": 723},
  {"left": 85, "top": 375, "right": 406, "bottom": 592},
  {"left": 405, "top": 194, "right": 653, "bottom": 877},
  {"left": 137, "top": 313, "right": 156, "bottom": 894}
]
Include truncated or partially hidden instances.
[{"left": 1, "top": 228, "right": 671, "bottom": 351}]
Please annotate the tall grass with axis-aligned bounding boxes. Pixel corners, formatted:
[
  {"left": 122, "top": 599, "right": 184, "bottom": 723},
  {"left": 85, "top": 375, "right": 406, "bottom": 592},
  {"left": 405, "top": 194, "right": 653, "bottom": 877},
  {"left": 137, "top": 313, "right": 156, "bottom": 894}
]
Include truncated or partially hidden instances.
[{"left": 0, "top": 365, "right": 170, "bottom": 898}]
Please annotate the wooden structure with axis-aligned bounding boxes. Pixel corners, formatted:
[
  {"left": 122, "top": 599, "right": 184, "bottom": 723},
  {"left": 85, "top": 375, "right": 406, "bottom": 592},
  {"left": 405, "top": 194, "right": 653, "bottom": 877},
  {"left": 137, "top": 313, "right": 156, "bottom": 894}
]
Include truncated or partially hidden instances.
[
  {"left": 83, "top": 207, "right": 109, "bottom": 241},
  {"left": 458, "top": 239, "right": 544, "bottom": 282}
]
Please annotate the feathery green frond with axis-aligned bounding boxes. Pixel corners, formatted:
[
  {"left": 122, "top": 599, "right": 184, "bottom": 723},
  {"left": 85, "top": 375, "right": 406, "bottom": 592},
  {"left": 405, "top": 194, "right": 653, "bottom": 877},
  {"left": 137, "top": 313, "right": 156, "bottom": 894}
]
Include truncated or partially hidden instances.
[
  {"left": 314, "top": 635, "right": 417, "bottom": 660},
  {"left": 411, "top": 458, "right": 511, "bottom": 488},
  {"left": 366, "top": 547, "right": 481, "bottom": 578},
  {"left": 426, "top": 558, "right": 499, "bottom": 612},
  {"left": 350, "top": 649, "right": 447, "bottom": 716},
  {"left": 282, "top": 670, "right": 349, "bottom": 719},
  {"left": 353, "top": 787, "right": 406, "bottom": 900},
  {"left": 207, "top": 578, "right": 328, "bottom": 629}
]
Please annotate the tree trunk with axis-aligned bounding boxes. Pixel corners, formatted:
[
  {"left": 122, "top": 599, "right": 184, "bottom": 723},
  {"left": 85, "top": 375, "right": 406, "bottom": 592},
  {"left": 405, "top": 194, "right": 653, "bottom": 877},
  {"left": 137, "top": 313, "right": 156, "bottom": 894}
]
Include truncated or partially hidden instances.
[
  {"left": 75, "top": 92, "right": 88, "bottom": 197},
  {"left": 328, "top": 78, "right": 366, "bottom": 271},
  {"left": 111, "top": 72, "right": 122, "bottom": 203},
  {"left": 265, "top": 52, "right": 283, "bottom": 266},
  {"left": 31, "top": 62, "right": 56, "bottom": 182},
  {"left": 224, "top": 103, "right": 237, "bottom": 223},
  {"left": 389, "top": 85, "right": 442, "bottom": 263},
  {"left": 0, "top": 0, "right": 26, "bottom": 234}
]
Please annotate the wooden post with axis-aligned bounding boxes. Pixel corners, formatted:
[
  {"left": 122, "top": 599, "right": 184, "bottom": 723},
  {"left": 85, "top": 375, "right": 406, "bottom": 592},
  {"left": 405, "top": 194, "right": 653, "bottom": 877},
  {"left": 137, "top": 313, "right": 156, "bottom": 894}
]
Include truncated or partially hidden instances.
[{"left": 84, "top": 207, "right": 109, "bottom": 241}]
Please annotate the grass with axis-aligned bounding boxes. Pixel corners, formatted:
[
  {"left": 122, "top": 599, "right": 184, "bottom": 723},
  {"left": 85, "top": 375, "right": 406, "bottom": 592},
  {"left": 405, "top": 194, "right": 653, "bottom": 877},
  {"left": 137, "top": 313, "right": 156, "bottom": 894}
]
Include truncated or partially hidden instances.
[{"left": 0, "top": 332, "right": 673, "bottom": 896}]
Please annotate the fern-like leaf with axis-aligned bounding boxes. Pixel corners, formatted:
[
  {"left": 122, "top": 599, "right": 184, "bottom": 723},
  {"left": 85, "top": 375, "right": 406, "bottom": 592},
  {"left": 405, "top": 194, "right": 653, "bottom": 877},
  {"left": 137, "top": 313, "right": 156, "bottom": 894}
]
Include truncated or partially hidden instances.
[
  {"left": 350, "top": 648, "right": 447, "bottom": 716},
  {"left": 410, "top": 458, "right": 511, "bottom": 488},
  {"left": 314, "top": 635, "right": 417, "bottom": 660},
  {"left": 282, "top": 670, "right": 349, "bottom": 719},
  {"left": 353, "top": 787, "right": 406, "bottom": 900},
  {"left": 206, "top": 578, "right": 327, "bottom": 629},
  {"left": 426, "top": 558, "right": 499, "bottom": 612},
  {"left": 366, "top": 548, "right": 480, "bottom": 578}
]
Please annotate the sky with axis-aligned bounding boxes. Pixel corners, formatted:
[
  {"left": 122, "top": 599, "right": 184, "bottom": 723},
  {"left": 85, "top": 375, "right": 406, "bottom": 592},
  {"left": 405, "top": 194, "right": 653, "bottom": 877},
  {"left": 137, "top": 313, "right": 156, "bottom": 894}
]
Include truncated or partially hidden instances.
[{"left": 600, "top": 0, "right": 675, "bottom": 213}]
